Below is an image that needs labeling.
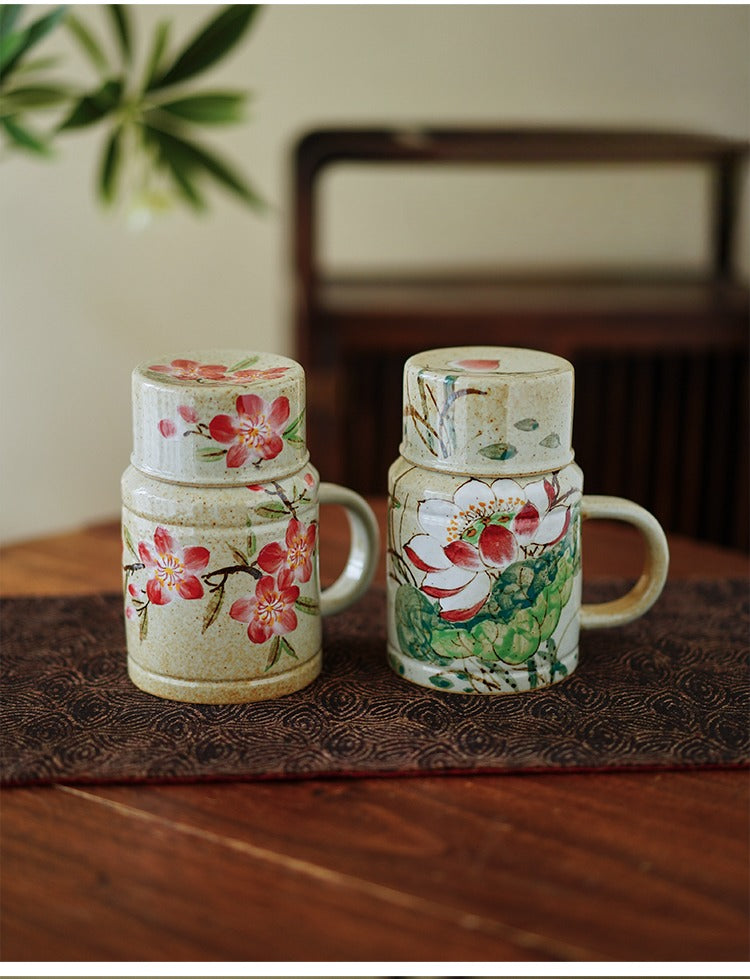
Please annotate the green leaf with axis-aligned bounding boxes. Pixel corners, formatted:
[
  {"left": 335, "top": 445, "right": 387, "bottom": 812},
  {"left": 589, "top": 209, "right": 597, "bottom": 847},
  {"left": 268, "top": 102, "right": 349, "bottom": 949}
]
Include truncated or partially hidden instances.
[
  {"left": 143, "top": 20, "right": 170, "bottom": 92},
  {"left": 196, "top": 445, "right": 227, "bottom": 461},
  {"left": 107, "top": 5, "right": 131, "bottom": 64},
  {"left": 1, "top": 6, "right": 67, "bottom": 80},
  {"left": 394, "top": 584, "right": 452, "bottom": 666},
  {"left": 12, "top": 55, "right": 61, "bottom": 76},
  {"left": 514, "top": 418, "right": 539, "bottom": 431},
  {"left": 149, "top": 5, "right": 260, "bottom": 92},
  {"left": 295, "top": 596, "right": 319, "bottom": 615},
  {"left": 228, "top": 544, "right": 249, "bottom": 566},
  {"left": 279, "top": 636, "right": 297, "bottom": 660},
  {"left": 98, "top": 125, "right": 122, "bottom": 204},
  {"left": 264, "top": 635, "right": 281, "bottom": 672},
  {"left": 428, "top": 675, "right": 453, "bottom": 689},
  {"left": 478, "top": 442, "right": 517, "bottom": 461},
  {"left": 139, "top": 605, "right": 149, "bottom": 641},
  {"left": 65, "top": 13, "right": 107, "bottom": 74},
  {"left": 202, "top": 586, "right": 225, "bottom": 633},
  {"left": 283, "top": 409, "right": 305, "bottom": 442},
  {"left": 229, "top": 355, "right": 259, "bottom": 372},
  {"left": 472, "top": 612, "right": 540, "bottom": 665},
  {"left": 253, "top": 501, "right": 289, "bottom": 520},
  {"left": 144, "top": 124, "right": 206, "bottom": 210},
  {"left": 0, "top": 6, "right": 23, "bottom": 39},
  {"left": 245, "top": 521, "right": 257, "bottom": 559},
  {"left": 58, "top": 77, "right": 123, "bottom": 130},
  {"left": 540, "top": 433, "right": 561, "bottom": 449},
  {"left": 1, "top": 115, "right": 51, "bottom": 155},
  {"left": 0, "top": 84, "right": 70, "bottom": 117},
  {"left": 142, "top": 122, "right": 264, "bottom": 209},
  {"left": 122, "top": 524, "right": 138, "bottom": 559},
  {"left": 157, "top": 91, "right": 247, "bottom": 125}
]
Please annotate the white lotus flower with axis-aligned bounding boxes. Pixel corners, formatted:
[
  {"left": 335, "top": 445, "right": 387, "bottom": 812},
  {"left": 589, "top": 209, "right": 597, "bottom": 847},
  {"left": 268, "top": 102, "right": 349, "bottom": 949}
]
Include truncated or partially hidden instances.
[{"left": 404, "top": 476, "right": 572, "bottom": 622}]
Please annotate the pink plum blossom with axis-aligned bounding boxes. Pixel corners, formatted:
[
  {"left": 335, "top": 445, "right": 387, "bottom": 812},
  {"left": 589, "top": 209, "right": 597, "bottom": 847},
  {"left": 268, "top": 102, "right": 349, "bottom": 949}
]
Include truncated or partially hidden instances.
[
  {"left": 148, "top": 359, "right": 229, "bottom": 382},
  {"left": 448, "top": 358, "right": 501, "bottom": 372},
  {"left": 257, "top": 518, "right": 317, "bottom": 583},
  {"left": 209, "top": 394, "right": 290, "bottom": 468},
  {"left": 138, "top": 527, "right": 210, "bottom": 606},
  {"left": 230, "top": 366, "right": 289, "bottom": 383},
  {"left": 230, "top": 569, "right": 299, "bottom": 644}
]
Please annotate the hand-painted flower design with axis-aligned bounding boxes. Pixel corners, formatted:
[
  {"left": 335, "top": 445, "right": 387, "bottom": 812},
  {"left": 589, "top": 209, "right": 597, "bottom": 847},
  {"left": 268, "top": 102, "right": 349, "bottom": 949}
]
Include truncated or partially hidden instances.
[
  {"left": 257, "top": 518, "right": 317, "bottom": 583},
  {"left": 404, "top": 477, "right": 572, "bottom": 622},
  {"left": 138, "top": 527, "right": 210, "bottom": 605},
  {"left": 209, "top": 394, "right": 290, "bottom": 468},
  {"left": 230, "top": 366, "right": 289, "bottom": 383},
  {"left": 448, "top": 358, "right": 500, "bottom": 372},
  {"left": 148, "top": 359, "right": 229, "bottom": 382},
  {"left": 230, "top": 569, "right": 299, "bottom": 644},
  {"left": 512, "top": 477, "right": 571, "bottom": 550},
  {"left": 158, "top": 404, "right": 199, "bottom": 439}
]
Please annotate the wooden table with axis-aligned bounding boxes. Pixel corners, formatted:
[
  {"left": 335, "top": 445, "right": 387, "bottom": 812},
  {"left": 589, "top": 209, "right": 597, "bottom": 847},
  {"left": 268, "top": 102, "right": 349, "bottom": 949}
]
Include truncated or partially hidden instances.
[{"left": 1, "top": 502, "right": 748, "bottom": 962}]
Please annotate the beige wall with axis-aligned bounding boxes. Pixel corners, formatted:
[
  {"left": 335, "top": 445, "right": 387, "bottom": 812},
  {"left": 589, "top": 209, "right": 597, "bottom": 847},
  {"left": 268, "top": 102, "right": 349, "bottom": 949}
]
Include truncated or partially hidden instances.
[{"left": 1, "top": 4, "right": 748, "bottom": 543}]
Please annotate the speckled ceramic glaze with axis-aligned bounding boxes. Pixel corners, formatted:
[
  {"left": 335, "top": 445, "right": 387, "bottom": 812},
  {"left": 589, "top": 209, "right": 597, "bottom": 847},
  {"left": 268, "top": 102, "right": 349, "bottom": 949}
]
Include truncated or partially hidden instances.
[
  {"left": 387, "top": 346, "right": 669, "bottom": 695},
  {"left": 122, "top": 351, "right": 379, "bottom": 704}
]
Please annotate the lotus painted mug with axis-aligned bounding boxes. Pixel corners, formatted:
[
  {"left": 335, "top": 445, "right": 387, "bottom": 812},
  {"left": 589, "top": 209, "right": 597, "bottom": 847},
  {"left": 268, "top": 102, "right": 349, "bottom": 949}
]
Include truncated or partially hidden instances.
[
  {"left": 122, "top": 350, "right": 379, "bottom": 704},
  {"left": 386, "top": 346, "right": 669, "bottom": 695}
]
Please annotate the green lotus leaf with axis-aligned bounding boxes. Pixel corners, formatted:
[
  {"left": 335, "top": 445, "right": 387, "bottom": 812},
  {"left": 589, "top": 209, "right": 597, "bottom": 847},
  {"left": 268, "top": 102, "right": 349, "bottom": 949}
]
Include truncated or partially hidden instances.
[
  {"left": 472, "top": 610, "right": 541, "bottom": 665},
  {"left": 559, "top": 570, "right": 574, "bottom": 606},
  {"left": 394, "top": 584, "right": 452, "bottom": 665},
  {"left": 428, "top": 675, "right": 454, "bottom": 689},
  {"left": 538, "top": 585, "right": 563, "bottom": 641},
  {"left": 430, "top": 625, "right": 479, "bottom": 661}
]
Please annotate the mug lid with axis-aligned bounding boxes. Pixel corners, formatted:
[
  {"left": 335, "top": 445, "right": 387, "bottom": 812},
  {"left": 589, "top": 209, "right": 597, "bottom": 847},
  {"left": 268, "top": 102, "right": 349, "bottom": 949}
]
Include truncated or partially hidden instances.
[
  {"left": 401, "top": 346, "right": 574, "bottom": 476},
  {"left": 131, "top": 350, "right": 308, "bottom": 484}
]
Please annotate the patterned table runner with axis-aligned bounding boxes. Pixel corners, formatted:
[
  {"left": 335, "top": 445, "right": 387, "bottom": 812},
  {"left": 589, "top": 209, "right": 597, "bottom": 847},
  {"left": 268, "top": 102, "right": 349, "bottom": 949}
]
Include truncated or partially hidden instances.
[{"left": 1, "top": 580, "right": 747, "bottom": 785}]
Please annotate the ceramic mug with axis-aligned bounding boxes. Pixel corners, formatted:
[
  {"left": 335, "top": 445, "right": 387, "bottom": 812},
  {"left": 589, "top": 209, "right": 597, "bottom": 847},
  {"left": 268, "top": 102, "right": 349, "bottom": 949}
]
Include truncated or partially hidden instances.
[
  {"left": 386, "top": 346, "right": 669, "bottom": 695},
  {"left": 122, "top": 350, "right": 379, "bottom": 704}
]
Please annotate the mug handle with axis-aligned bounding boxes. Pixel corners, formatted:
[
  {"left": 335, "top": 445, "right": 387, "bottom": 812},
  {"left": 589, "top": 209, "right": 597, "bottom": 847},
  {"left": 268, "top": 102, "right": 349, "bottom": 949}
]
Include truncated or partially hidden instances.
[
  {"left": 318, "top": 482, "right": 380, "bottom": 616},
  {"left": 580, "top": 495, "right": 669, "bottom": 630}
]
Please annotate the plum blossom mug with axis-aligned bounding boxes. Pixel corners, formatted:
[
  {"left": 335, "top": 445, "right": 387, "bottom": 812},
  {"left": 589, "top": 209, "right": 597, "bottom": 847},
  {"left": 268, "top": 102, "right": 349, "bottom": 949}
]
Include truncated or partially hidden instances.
[
  {"left": 387, "top": 346, "right": 669, "bottom": 695},
  {"left": 122, "top": 350, "right": 379, "bottom": 703}
]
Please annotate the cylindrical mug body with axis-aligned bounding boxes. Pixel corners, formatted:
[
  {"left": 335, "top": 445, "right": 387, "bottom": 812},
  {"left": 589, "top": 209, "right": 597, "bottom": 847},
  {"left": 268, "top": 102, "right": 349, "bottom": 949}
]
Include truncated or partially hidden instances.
[
  {"left": 122, "top": 462, "right": 323, "bottom": 703},
  {"left": 122, "top": 350, "right": 323, "bottom": 703},
  {"left": 386, "top": 346, "right": 583, "bottom": 694}
]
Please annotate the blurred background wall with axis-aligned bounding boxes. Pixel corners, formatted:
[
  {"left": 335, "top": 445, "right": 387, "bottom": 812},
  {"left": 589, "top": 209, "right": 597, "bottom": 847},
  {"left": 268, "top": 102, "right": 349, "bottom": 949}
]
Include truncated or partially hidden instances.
[{"left": 1, "top": 3, "right": 748, "bottom": 544}]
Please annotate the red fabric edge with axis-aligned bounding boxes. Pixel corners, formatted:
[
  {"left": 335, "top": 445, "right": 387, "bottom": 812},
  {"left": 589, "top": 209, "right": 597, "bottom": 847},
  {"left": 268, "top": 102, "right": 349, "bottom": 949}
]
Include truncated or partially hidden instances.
[{"left": 2, "top": 758, "right": 748, "bottom": 790}]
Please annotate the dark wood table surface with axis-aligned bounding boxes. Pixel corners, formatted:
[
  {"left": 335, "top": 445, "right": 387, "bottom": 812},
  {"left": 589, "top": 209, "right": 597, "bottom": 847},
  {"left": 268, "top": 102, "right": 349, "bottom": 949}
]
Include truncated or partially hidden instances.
[{"left": 1, "top": 500, "right": 748, "bottom": 963}]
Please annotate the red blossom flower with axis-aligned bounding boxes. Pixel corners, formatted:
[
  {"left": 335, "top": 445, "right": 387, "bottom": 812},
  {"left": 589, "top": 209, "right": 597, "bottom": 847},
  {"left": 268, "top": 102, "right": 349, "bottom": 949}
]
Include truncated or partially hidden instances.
[
  {"left": 208, "top": 394, "right": 290, "bottom": 468},
  {"left": 230, "top": 366, "right": 290, "bottom": 382},
  {"left": 149, "top": 359, "right": 229, "bottom": 382},
  {"left": 229, "top": 569, "right": 299, "bottom": 644},
  {"left": 138, "top": 527, "right": 210, "bottom": 605},
  {"left": 449, "top": 358, "right": 501, "bottom": 372},
  {"left": 158, "top": 404, "right": 200, "bottom": 440},
  {"left": 257, "top": 518, "right": 317, "bottom": 583},
  {"left": 178, "top": 404, "right": 199, "bottom": 423}
]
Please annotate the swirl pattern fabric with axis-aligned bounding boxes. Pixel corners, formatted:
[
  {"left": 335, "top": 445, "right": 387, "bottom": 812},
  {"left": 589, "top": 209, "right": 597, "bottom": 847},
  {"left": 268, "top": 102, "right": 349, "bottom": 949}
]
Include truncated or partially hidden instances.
[{"left": 1, "top": 581, "right": 748, "bottom": 786}]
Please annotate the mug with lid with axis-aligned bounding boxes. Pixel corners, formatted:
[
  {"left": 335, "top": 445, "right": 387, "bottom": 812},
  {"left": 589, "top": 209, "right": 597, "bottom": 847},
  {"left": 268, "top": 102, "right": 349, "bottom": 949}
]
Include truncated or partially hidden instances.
[
  {"left": 387, "top": 346, "right": 669, "bottom": 695},
  {"left": 122, "top": 350, "right": 379, "bottom": 704}
]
